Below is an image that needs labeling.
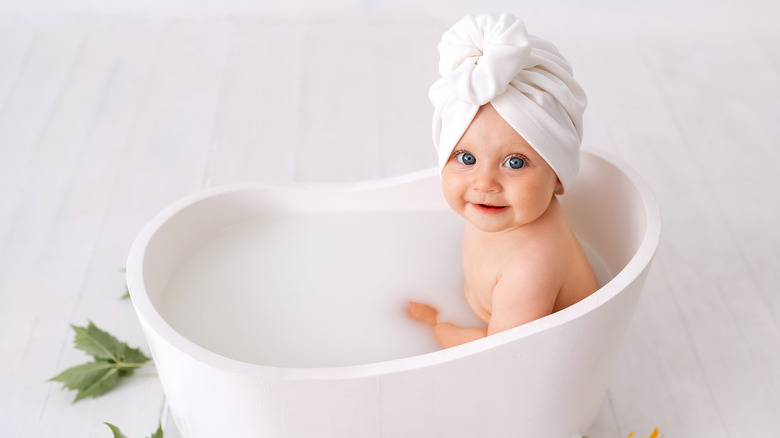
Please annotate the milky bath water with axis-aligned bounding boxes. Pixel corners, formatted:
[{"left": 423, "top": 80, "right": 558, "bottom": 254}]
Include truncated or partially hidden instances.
[{"left": 160, "top": 210, "right": 610, "bottom": 368}]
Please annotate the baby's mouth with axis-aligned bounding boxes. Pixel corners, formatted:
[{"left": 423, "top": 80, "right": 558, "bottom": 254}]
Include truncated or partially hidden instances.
[{"left": 472, "top": 203, "right": 508, "bottom": 213}]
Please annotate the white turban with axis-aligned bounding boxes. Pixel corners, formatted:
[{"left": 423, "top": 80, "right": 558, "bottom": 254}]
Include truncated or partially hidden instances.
[{"left": 430, "top": 13, "right": 587, "bottom": 192}]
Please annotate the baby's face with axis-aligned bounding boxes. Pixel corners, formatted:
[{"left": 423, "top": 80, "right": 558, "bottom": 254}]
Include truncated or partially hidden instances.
[{"left": 441, "top": 104, "right": 561, "bottom": 233}]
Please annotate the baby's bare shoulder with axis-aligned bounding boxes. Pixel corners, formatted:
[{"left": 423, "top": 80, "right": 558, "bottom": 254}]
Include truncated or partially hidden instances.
[
  {"left": 488, "top": 236, "right": 564, "bottom": 333},
  {"left": 499, "top": 237, "right": 562, "bottom": 283},
  {"left": 495, "top": 230, "right": 572, "bottom": 290},
  {"left": 515, "top": 226, "right": 567, "bottom": 259}
]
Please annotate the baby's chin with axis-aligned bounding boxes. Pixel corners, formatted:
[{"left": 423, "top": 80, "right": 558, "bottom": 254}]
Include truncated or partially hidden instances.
[{"left": 463, "top": 216, "right": 525, "bottom": 234}]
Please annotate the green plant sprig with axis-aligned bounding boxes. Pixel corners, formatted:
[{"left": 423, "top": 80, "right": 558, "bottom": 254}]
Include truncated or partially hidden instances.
[
  {"left": 105, "top": 422, "right": 163, "bottom": 438},
  {"left": 49, "top": 321, "right": 151, "bottom": 402}
]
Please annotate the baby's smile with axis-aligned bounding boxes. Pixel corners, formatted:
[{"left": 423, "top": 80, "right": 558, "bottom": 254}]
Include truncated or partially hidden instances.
[{"left": 471, "top": 203, "right": 508, "bottom": 214}]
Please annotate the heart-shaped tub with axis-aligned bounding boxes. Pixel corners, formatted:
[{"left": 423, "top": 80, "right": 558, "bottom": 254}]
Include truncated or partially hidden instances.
[{"left": 127, "top": 150, "right": 660, "bottom": 437}]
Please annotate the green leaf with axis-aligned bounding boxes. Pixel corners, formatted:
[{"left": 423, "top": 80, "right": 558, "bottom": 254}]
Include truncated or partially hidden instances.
[
  {"left": 119, "top": 342, "right": 150, "bottom": 366},
  {"left": 71, "top": 321, "right": 149, "bottom": 364},
  {"left": 120, "top": 285, "right": 131, "bottom": 300},
  {"left": 49, "top": 360, "right": 120, "bottom": 402},
  {"left": 103, "top": 422, "right": 163, "bottom": 438},
  {"left": 148, "top": 423, "right": 164, "bottom": 438},
  {"left": 104, "top": 423, "right": 128, "bottom": 438},
  {"left": 49, "top": 322, "right": 151, "bottom": 402}
]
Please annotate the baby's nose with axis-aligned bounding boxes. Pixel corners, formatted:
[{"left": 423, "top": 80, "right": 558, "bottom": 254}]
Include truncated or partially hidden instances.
[{"left": 473, "top": 166, "right": 501, "bottom": 192}]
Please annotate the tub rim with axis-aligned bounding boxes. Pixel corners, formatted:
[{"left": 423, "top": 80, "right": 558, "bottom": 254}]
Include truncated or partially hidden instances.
[{"left": 126, "top": 149, "right": 661, "bottom": 381}]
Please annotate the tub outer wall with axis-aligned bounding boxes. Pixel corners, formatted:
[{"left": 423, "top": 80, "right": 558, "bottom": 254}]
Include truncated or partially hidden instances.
[
  {"left": 127, "top": 150, "right": 661, "bottom": 438},
  {"left": 143, "top": 273, "right": 647, "bottom": 437}
]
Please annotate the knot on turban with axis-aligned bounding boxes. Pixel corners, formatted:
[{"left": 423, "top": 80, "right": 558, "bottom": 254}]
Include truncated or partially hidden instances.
[
  {"left": 430, "top": 13, "right": 587, "bottom": 192},
  {"left": 438, "top": 13, "right": 531, "bottom": 106}
]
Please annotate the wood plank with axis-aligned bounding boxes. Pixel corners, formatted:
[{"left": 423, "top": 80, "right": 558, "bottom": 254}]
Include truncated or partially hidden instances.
[
  {"left": 206, "top": 19, "right": 306, "bottom": 185},
  {"left": 0, "top": 20, "right": 36, "bottom": 112},
  {"left": 89, "top": 17, "right": 234, "bottom": 244},
  {"left": 0, "top": 18, "right": 89, "bottom": 245},
  {"left": 372, "top": 17, "right": 442, "bottom": 177},
  {"left": 293, "top": 19, "right": 383, "bottom": 183}
]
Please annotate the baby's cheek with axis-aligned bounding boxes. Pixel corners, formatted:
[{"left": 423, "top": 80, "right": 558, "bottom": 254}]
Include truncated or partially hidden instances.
[
  {"left": 441, "top": 189, "right": 457, "bottom": 210},
  {"left": 441, "top": 179, "right": 464, "bottom": 211},
  {"left": 444, "top": 196, "right": 464, "bottom": 215}
]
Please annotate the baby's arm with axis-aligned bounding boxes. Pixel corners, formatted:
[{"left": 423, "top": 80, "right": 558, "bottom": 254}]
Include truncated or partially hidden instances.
[
  {"left": 408, "top": 256, "right": 559, "bottom": 349},
  {"left": 407, "top": 301, "right": 487, "bottom": 348},
  {"left": 486, "top": 258, "right": 559, "bottom": 335},
  {"left": 432, "top": 322, "right": 487, "bottom": 347}
]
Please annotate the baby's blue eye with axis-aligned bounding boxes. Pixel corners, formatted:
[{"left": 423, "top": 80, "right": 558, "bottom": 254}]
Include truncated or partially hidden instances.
[
  {"left": 457, "top": 152, "right": 476, "bottom": 165},
  {"left": 504, "top": 156, "right": 526, "bottom": 169}
]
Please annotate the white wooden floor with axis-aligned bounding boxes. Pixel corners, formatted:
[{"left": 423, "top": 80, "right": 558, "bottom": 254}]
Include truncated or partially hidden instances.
[{"left": 2, "top": 2, "right": 780, "bottom": 437}]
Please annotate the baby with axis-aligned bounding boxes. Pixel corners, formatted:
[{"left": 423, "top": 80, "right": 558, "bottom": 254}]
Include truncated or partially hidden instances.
[{"left": 408, "top": 13, "right": 598, "bottom": 348}]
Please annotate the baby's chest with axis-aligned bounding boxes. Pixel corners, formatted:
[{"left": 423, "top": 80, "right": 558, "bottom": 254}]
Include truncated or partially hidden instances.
[{"left": 462, "top": 261, "right": 499, "bottom": 323}]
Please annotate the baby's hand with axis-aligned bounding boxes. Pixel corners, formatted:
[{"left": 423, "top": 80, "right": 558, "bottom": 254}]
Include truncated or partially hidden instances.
[{"left": 407, "top": 301, "right": 439, "bottom": 327}]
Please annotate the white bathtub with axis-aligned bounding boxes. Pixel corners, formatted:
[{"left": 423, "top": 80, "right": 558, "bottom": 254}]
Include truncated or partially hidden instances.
[{"left": 127, "top": 150, "right": 661, "bottom": 437}]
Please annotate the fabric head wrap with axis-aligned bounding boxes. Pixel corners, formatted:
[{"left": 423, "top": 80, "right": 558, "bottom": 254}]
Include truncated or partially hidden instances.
[{"left": 429, "top": 13, "right": 587, "bottom": 192}]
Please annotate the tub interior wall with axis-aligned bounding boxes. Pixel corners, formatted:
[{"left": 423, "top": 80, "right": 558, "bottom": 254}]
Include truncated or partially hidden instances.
[
  {"left": 141, "top": 175, "right": 453, "bottom": 311},
  {"left": 142, "top": 191, "right": 271, "bottom": 311},
  {"left": 560, "top": 153, "right": 647, "bottom": 276}
]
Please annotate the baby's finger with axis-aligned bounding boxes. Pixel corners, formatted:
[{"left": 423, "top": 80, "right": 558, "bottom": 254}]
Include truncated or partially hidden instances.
[{"left": 407, "top": 301, "right": 438, "bottom": 326}]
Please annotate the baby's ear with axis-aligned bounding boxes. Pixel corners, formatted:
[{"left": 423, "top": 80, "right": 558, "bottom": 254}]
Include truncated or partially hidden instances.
[{"left": 554, "top": 179, "right": 564, "bottom": 195}]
